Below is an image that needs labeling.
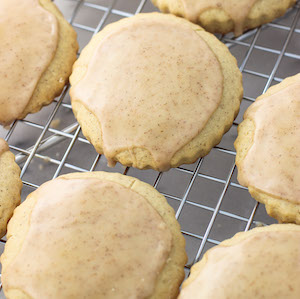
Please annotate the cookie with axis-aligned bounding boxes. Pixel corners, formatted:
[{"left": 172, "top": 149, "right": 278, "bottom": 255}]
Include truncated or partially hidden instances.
[
  {"left": 179, "top": 224, "right": 300, "bottom": 299},
  {"left": 70, "top": 13, "right": 242, "bottom": 171},
  {"left": 0, "top": 0, "right": 78, "bottom": 126},
  {"left": 1, "top": 171, "right": 187, "bottom": 299},
  {"left": 235, "top": 74, "right": 300, "bottom": 224},
  {"left": 0, "top": 138, "right": 22, "bottom": 238},
  {"left": 152, "top": 0, "right": 296, "bottom": 36}
]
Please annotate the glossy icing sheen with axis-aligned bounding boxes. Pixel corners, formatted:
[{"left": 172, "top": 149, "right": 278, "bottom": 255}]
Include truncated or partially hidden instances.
[
  {"left": 179, "top": 231, "right": 300, "bottom": 298},
  {"left": 70, "top": 17, "right": 223, "bottom": 171},
  {"left": 238, "top": 81, "right": 300, "bottom": 203},
  {"left": 0, "top": 139, "right": 9, "bottom": 156},
  {"left": 3, "top": 178, "right": 172, "bottom": 299},
  {"left": 182, "top": 0, "right": 258, "bottom": 36},
  {"left": 0, "top": 0, "right": 58, "bottom": 125}
]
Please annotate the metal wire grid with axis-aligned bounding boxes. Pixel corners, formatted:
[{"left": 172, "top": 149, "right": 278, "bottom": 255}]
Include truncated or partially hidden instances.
[{"left": 0, "top": 0, "right": 300, "bottom": 294}]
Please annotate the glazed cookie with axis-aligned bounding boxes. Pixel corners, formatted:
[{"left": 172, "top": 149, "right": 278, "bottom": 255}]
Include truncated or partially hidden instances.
[
  {"left": 70, "top": 13, "right": 242, "bottom": 171},
  {"left": 152, "top": 0, "right": 296, "bottom": 36},
  {"left": 0, "top": 0, "right": 78, "bottom": 126},
  {"left": 1, "top": 171, "right": 187, "bottom": 299},
  {"left": 179, "top": 224, "right": 300, "bottom": 299},
  {"left": 0, "top": 138, "right": 22, "bottom": 238},
  {"left": 235, "top": 74, "right": 300, "bottom": 224}
]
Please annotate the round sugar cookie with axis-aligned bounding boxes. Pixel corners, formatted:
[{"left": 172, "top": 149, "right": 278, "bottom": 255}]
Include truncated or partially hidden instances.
[
  {"left": 70, "top": 13, "right": 243, "bottom": 171},
  {"left": 179, "top": 224, "right": 300, "bottom": 299},
  {"left": 235, "top": 74, "right": 300, "bottom": 224},
  {"left": 0, "top": 0, "right": 78, "bottom": 126},
  {"left": 1, "top": 171, "right": 187, "bottom": 299},
  {"left": 152, "top": 0, "right": 296, "bottom": 36},
  {"left": 0, "top": 138, "right": 22, "bottom": 238}
]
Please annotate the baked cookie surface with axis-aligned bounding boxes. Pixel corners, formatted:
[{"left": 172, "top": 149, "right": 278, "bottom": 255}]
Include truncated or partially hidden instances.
[
  {"left": 0, "top": 0, "right": 78, "bottom": 126},
  {"left": 0, "top": 138, "right": 22, "bottom": 239},
  {"left": 179, "top": 224, "right": 300, "bottom": 299},
  {"left": 1, "top": 171, "right": 187, "bottom": 299},
  {"left": 235, "top": 74, "right": 300, "bottom": 224},
  {"left": 152, "top": 0, "right": 296, "bottom": 36},
  {"left": 70, "top": 13, "right": 242, "bottom": 171}
]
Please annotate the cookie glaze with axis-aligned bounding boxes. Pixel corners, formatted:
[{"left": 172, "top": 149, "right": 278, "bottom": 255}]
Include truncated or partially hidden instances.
[
  {"left": 181, "top": 0, "right": 258, "bottom": 36},
  {"left": 238, "top": 80, "right": 300, "bottom": 203},
  {"left": 0, "top": 139, "right": 8, "bottom": 156},
  {"left": 0, "top": 0, "right": 58, "bottom": 125},
  {"left": 2, "top": 178, "right": 172, "bottom": 299},
  {"left": 179, "top": 229, "right": 300, "bottom": 298},
  {"left": 70, "top": 14, "right": 223, "bottom": 171}
]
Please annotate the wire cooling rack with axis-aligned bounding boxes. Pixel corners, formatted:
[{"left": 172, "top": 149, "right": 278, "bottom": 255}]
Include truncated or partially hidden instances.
[{"left": 0, "top": 0, "right": 300, "bottom": 295}]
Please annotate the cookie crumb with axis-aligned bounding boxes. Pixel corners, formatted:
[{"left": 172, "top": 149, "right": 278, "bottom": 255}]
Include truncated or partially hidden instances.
[
  {"left": 50, "top": 118, "right": 61, "bottom": 129},
  {"left": 254, "top": 221, "right": 266, "bottom": 227},
  {"left": 43, "top": 156, "right": 51, "bottom": 163}
]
